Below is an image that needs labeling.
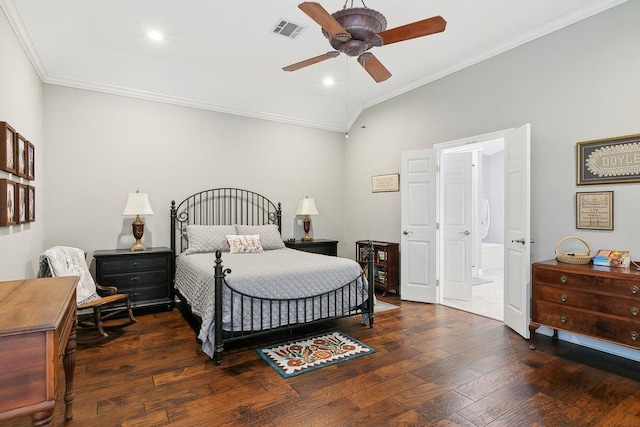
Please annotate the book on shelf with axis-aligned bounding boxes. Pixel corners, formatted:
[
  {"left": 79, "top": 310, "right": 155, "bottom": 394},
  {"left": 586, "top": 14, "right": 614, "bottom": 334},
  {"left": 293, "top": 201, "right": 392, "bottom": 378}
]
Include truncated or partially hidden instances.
[{"left": 378, "top": 250, "right": 386, "bottom": 261}]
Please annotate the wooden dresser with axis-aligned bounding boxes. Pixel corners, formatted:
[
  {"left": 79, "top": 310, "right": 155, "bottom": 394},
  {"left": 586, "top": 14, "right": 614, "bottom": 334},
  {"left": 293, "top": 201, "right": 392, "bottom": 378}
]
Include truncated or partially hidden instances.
[
  {"left": 530, "top": 260, "right": 640, "bottom": 351},
  {"left": 0, "top": 277, "right": 78, "bottom": 426}
]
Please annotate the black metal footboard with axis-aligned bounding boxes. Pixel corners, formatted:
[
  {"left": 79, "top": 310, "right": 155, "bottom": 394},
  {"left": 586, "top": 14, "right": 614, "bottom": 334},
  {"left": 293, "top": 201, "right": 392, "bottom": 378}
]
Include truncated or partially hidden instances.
[{"left": 212, "top": 242, "right": 375, "bottom": 365}]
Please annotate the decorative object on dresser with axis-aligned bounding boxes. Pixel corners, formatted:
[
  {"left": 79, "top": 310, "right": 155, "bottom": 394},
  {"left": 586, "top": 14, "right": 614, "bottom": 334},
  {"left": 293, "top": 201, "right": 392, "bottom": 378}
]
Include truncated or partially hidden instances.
[
  {"left": 284, "top": 238, "right": 338, "bottom": 256},
  {"left": 295, "top": 196, "right": 319, "bottom": 241},
  {"left": 122, "top": 191, "right": 154, "bottom": 251},
  {"left": 356, "top": 240, "right": 399, "bottom": 296},
  {"left": 39, "top": 246, "right": 137, "bottom": 340},
  {"left": 555, "top": 235, "right": 593, "bottom": 265},
  {"left": 93, "top": 247, "right": 173, "bottom": 312},
  {"left": 0, "top": 277, "right": 78, "bottom": 426},
  {"left": 171, "top": 188, "right": 375, "bottom": 365},
  {"left": 530, "top": 260, "right": 640, "bottom": 351}
]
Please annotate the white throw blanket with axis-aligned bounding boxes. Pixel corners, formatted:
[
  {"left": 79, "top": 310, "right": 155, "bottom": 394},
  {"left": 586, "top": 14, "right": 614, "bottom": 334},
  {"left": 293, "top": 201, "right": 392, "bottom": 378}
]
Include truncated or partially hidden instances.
[{"left": 39, "top": 246, "right": 98, "bottom": 304}]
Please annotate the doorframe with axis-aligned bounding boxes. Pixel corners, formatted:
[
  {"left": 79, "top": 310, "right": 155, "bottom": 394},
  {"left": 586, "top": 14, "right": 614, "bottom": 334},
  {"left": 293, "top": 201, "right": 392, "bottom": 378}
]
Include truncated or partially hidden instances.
[{"left": 434, "top": 128, "right": 512, "bottom": 307}]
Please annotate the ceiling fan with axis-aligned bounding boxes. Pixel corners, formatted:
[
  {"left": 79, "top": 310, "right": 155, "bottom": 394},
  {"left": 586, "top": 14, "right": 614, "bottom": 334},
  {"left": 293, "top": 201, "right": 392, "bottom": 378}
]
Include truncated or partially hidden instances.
[{"left": 283, "top": 1, "right": 446, "bottom": 83}]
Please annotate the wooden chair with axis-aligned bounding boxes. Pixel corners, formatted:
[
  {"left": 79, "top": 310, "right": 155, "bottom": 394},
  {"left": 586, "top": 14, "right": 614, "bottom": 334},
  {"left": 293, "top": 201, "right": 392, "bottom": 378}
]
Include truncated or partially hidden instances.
[{"left": 39, "top": 246, "right": 137, "bottom": 340}]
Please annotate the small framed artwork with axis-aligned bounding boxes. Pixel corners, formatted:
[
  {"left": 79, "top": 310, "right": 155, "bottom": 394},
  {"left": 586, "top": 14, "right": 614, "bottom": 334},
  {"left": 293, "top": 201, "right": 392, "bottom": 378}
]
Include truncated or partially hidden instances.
[
  {"left": 16, "top": 183, "right": 27, "bottom": 223},
  {"left": 0, "top": 179, "right": 17, "bottom": 226},
  {"left": 27, "top": 141, "right": 35, "bottom": 180},
  {"left": 16, "top": 134, "right": 27, "bottom": 178},
  {"left": 0, "top": 122, "right": 17, "bottom": 174},
  {"left": 372, "top": 173, "right": 400, "bottom": 193},
  {"left": 577, "top": 133, "right": 640, "bottom": 185},
  {"left": 576, "top": 191, "right": 613, "bottom": 230},
  {"left": 27, "top": 185, "right": 35, "bottom": 222}
]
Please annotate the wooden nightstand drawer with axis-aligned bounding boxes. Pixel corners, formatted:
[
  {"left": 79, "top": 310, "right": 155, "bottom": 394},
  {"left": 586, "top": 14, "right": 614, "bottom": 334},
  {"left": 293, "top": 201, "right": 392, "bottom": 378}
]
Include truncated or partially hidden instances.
[
  {"left": 93, "top": 247, "right": 173, "bottom": 311},
  {"left": 284, "top": 239, "right": 338, "bottom": 256}
]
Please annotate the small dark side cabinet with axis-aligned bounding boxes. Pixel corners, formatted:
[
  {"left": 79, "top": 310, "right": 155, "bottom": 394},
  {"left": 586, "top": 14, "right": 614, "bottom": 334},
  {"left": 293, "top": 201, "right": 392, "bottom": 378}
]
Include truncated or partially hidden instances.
[
  {"left": 93, "top": 247, "right": 173, "bottom": 311},
  {"left": 284, "top": 239, "right": 339, "bottom": 256}
]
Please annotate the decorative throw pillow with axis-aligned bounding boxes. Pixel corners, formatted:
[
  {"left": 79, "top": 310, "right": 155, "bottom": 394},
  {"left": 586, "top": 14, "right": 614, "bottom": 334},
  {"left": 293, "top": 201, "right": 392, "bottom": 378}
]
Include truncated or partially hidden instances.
[
  {"left": 226, "top": 234, "right": 264, "bottom": 254},
  {"left": 235, "top": 224, "right": 285, "bottom": 250},
  {"left": 184, "top": 225, "right": 237, "bottom": 254}
]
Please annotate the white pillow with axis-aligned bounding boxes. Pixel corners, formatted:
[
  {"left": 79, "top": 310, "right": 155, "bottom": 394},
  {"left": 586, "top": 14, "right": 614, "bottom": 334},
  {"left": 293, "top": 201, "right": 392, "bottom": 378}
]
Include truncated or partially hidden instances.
[
  {"left": 225, "top": 234, "right": 264, "bottom": 254},
  {"left": 235, "top": 224, "right": 284, "bottom": 250},
  {"left": 184, "top": 225, "right": 236, "bottom": 254}
]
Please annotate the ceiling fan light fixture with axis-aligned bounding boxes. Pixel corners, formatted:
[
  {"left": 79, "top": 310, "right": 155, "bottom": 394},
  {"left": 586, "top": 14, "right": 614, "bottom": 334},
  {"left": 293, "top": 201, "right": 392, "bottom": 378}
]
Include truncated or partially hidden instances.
[{"left": 146, "top": 30, "right": 164, "bottom": 42}]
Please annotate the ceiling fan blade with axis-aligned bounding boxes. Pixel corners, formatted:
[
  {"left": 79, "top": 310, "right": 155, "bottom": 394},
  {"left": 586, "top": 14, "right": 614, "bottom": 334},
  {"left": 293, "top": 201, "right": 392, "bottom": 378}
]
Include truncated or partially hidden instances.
[
  {"left": 377, "top": 16, "right": 446, "bottom": 46},
  {"left": 299, "top": 2, "right": 351, "bottom": 42},
  {"left": 357, "top": 53, "right": 391, "bottom": 83},
  {"left": 283, "top": 51, "right": 340, "bottom": 72}
]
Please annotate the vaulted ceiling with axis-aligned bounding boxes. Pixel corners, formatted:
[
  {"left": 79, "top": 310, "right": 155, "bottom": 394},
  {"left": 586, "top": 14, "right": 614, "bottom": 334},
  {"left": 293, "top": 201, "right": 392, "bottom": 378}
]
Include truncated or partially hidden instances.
[{"left": 0, "top": 0, "right": 626, "bottom": 132}]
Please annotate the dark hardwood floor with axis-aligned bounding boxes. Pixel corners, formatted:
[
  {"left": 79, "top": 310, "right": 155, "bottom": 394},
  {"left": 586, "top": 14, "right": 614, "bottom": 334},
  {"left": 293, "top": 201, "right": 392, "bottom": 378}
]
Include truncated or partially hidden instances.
[{"left": 7, "top": 296, "right": 640, "bottom": 426}]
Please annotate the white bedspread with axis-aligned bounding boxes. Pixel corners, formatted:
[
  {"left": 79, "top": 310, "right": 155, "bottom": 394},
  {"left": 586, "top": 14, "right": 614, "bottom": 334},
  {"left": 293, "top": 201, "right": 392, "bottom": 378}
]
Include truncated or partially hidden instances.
[{"left": 174, "top": 248, "right": 368, "bottom": 358}]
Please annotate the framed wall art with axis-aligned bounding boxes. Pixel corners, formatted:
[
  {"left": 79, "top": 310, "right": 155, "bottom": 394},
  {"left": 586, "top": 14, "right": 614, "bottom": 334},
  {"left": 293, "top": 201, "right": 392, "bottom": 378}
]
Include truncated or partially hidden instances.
[
  {"left": 27, "top": 185, "right": 35, "bottom": 222},
  {"left": 372, "top": 173, "right": 400, "bottom": 193},
  {"left": 577, "top": 133, "right": 640, "bottom": 185},
  {"left": 0, "top": 122, "right": 17, "bottom": 174},
  {"left": 27, "top": 141, "right": 35, "bottom": 180},
  {"left": 16, "top": 133, "right": 27, "bottom": 178},
  {"left": 576, "top": 191, "right": 613, "bottom": 230},
  {"left": 0, "top": 179, "right": 17, "bottom": 226},
  {"left": 16, "top": 183, "right": 27, "bottom": 223}
]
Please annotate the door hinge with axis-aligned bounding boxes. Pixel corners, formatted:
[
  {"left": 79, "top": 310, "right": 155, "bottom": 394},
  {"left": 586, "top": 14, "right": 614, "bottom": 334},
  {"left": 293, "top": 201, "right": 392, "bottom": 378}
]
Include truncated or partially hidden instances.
[
  {"left": 436, "top": 279, "right": 440, "bottom": 287},
  {"left": 436, "top": 222, "right": 440, "bottom": 230},
  {"left": 436, "top": 164, "right": 440, "bottom": 173}
]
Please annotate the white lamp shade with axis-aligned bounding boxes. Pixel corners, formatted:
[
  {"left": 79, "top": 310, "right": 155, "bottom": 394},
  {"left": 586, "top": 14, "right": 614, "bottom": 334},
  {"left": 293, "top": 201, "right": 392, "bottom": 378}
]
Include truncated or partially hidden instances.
[
  {"left": 123, "top": 192, "right": 154, "bottom": 216},
  {"left": 296, "top": 197, "right": 319, "bottom": 216}
]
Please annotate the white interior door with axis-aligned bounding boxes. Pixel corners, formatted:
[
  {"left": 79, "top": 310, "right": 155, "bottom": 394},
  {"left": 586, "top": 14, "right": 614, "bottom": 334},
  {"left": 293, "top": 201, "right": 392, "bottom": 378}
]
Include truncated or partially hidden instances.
[
  {"left": 400, "top": 149, "right": 437, "bottom": 303},
  {"left": 441, "top": 151, "right": 473, "bottom": 300},
  {"left": 504, "top": 124, "right": 531, "bottom": 338}
]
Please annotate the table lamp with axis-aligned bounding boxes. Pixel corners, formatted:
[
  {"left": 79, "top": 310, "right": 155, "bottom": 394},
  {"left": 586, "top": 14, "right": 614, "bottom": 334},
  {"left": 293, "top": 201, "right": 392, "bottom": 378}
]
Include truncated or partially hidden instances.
[
  {"left": 123, "top": 191, "right": 154, "bottom": 251},
  {"left": 296, "top": 196, "right": 319, "bottom": 241}
]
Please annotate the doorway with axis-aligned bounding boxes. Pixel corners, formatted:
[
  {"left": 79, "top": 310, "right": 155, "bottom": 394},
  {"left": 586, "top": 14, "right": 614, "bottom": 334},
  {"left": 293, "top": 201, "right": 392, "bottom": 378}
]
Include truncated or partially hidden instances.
[{"left": 438, "top": 138, "right": 505, "bottom": 321}]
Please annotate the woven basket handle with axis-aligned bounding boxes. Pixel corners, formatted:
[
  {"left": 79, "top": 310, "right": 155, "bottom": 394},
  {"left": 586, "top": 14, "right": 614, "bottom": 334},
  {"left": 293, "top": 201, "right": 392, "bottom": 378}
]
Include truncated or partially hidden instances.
[{"left": 555, "top": 235, "right": 593, "bottom": 256}]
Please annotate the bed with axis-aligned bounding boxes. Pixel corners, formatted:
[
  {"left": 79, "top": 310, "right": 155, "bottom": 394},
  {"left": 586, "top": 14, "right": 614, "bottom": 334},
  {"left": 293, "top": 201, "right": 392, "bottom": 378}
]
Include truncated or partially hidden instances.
[{"left": 170, "top": 188, "right": 374, "bottom": 364}]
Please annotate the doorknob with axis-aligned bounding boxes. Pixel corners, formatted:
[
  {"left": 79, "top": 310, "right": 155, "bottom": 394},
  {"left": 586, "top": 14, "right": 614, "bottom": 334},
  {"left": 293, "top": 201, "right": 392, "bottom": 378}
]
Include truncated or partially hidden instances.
[
  {"left": 511, "top": 238, "right": 526, "bottom": 244},
  {"left": 458, "top": 230, "right": 470, "bottom": 236},
  {"left": 403, "top": 230, "right": 413, "bottom": 235}
]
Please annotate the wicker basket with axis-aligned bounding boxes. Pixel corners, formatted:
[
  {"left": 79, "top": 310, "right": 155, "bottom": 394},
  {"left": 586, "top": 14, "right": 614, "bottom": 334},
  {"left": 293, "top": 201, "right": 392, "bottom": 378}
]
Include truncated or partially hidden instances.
[{"left": 555, "top": 236, "right": 593, "bottom": 264}]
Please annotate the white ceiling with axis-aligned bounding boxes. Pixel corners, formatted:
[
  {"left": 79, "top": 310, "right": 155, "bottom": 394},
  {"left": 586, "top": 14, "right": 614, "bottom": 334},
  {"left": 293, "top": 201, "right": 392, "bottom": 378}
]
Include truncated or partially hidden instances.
[{"left": 0, "top": 0, "right": 626, "bottom": 132}]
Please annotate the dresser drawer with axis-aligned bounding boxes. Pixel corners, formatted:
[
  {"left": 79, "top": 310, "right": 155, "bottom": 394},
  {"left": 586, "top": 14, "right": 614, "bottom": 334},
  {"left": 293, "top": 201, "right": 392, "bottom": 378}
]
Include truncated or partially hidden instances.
[
  {"left": 533, "top": 268, "right": 596, "bottom": 289},
  {"left": 98, "top": 255, "right": 168, "bottom": 274},
  {"left": 534, "top": 301, "right": 598, "bottom": 336},
  {"left": 534, "top": 284, "right": 598, "bottom": 311},
  {"left": 128, "top": 284, "right": 169, "bottom": 303},
  {"left": 100, "top": 270, "right": 168, "bottom": 291}
]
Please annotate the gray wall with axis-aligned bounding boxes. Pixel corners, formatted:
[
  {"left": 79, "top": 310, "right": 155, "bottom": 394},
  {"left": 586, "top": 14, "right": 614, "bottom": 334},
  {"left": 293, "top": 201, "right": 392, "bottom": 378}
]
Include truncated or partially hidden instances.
[
  {"left": 343, "top": 1, "right": 640, "bottom": 261},
  {"left": 0, "top": 9, "right": 44, "bottom": 280}
]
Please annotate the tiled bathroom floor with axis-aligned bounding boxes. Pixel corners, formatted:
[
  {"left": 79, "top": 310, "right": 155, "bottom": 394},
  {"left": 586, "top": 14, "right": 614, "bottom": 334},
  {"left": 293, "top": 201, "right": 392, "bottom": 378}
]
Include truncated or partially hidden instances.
[{"left": 442, "top": 269, "right": 504, "bottom": 321}]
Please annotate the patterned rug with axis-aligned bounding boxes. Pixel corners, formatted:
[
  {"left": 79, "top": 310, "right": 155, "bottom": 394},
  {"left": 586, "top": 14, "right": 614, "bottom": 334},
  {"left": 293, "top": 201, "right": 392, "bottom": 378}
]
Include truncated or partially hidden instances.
[{"left": 257, "top": 331, "right": 375, "bottom": 378}]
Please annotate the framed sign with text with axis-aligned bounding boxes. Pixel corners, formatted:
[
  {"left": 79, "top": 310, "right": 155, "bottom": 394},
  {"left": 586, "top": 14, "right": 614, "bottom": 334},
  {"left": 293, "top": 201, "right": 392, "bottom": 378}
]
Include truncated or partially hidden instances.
[
  {"left": 577, "top": 133, "right": 640, "bottom": 185},
  {"left": 576, "top": 191, "right": 613, "bottom": 230},
  {"left": 371, "top": 173, "right": 400, "bottom": 193}
]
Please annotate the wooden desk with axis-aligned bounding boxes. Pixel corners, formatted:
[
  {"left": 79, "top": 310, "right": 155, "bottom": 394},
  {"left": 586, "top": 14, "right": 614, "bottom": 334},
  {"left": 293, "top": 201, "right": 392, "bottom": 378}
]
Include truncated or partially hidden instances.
[{"left": 0, "top": 277, "right": 78, "bottom": 426}]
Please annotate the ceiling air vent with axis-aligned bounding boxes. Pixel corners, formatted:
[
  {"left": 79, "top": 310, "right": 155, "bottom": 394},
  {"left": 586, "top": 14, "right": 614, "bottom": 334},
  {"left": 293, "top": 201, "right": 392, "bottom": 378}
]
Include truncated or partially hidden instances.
[{"left": 272, "top": 19, "right": 306, "bottom": 39}]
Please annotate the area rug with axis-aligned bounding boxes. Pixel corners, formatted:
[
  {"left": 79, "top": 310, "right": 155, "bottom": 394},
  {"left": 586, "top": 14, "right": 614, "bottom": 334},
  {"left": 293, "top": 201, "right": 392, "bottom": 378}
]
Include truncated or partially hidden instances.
[
  {"left": 257, "top": 331, "right": 375, "bottom": 378},
  {"left": 473, "top": 277, "right": 493, "bottom": 286},
  {"left": 375, "top": 299, "right": 399, "bottom": 313}
]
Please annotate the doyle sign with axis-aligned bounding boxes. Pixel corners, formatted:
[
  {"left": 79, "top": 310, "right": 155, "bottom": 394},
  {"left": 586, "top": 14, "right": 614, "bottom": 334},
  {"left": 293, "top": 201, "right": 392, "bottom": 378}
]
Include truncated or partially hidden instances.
[{"left": 577, "top": 134, "right": 640, "bottom": 185}]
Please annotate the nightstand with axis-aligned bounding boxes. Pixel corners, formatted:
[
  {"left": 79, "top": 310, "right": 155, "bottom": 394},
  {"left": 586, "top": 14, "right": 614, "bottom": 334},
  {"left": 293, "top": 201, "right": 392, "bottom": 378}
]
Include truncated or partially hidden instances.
[
  {"left": 93, "top": 247, "right": 173, "bottom": 311},
  {"left": 284, "top": 239, "right": 338, "bottom": 256}
]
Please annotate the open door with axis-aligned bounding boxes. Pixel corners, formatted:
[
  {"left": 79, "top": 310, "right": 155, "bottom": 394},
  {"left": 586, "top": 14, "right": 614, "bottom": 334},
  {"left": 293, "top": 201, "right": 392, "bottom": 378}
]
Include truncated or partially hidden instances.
[
  {"left": 441, "top": 151, "right": 473, "bottom": 300},
  {"left": 504, "top": 124, "right": 531, "bottom": 338},
  {"left": 400, "top": 149, "right": 437, "bottom": 303}
]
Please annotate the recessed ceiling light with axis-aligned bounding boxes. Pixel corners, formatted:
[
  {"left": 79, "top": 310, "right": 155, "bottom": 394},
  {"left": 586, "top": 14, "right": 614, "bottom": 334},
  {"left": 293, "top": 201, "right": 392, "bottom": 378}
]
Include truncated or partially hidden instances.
[
  {"left": 323, "top": 78, "right": 334, "bottom": 86},
  {"left": 147, "top": 30, "right": 164, "bottom": 42}
]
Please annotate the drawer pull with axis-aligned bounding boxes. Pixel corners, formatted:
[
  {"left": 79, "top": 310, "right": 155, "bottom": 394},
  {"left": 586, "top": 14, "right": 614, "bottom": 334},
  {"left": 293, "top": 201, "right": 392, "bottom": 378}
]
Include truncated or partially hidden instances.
[
  {"left": 632, "top": 332, "right": 638, "bottom": 341},
  {"left": 632, "top": 307, "right": 639, "bottom": 317},
  {"left": 632, "top": 285, "right": 639, "bottom": 295},
  {"left": 560, "top": 275, "right": 567, "bottom": 284},
  {"left": 131, "top": 276, "right": 140, "bottom": 281},
  {"left": 133, "top": 262, "right": 139, "bottom": 267},
  {"left": 560, "top": 315, "right": 567, "bottom": 323},
  {"left": 560, "top": 294, "right": 567, "bottom": 303}
]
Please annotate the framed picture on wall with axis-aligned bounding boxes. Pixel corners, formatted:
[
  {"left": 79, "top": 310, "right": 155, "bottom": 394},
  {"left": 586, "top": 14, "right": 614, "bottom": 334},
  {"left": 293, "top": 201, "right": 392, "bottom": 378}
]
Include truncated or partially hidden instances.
[
  {"left": 0, "top": 179, "right": 17, "bottom": 226},
  {"left": 27, "top": 141, "right": 35, "bottom": 180},
  {"left": 0, "top": 122, "right": 17, "bottom": 174},
  {"left": 576, "top": 191, "right": 613, "bottom": 230},
  {"left": 16, "top": 134, "right": 27, "bottom": 178},
  {"left": 27, "top": 185, "right": 35, "bottom": 222},
  {"left": 16, "top": 183, "right": 27, "bottom": 223}
]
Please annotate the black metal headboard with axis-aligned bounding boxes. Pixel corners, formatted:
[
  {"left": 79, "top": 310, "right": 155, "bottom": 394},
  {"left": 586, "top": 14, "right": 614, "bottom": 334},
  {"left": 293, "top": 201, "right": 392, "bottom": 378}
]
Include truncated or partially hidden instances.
[{"left": 170, "top": 188, "right": 282, "bottom": 258}]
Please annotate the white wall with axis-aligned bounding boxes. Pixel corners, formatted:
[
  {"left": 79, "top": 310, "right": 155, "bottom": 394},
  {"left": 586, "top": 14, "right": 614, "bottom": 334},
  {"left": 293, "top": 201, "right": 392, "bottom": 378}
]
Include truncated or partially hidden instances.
[
  {"left": 344, "top": 1, "right": 640, "bottom": 261},
  {"left": 43, "top": 86, "right": 346, "bottom": 259},
  {"left": 0, "top": 9, "right": 44, "bottom": 280}
]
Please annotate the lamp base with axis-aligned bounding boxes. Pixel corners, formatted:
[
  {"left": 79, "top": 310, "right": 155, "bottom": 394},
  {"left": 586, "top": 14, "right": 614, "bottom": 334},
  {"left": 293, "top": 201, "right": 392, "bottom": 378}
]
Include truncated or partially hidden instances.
[
  {"left": 130, "top": 216, "right": 146, "bottom": 251},
  {"left": 302, "top": 216, "right": 313, "bottom": 241},
  {"left": 130, "top": 239, "right": 146, "bottom": 251},
  {"left": 302, "top": 234, "right": 313, "bottom": 241}
]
